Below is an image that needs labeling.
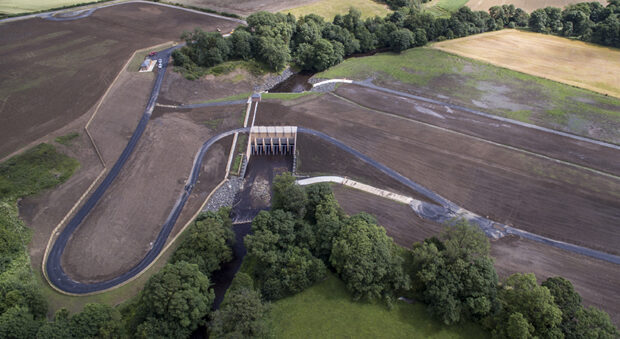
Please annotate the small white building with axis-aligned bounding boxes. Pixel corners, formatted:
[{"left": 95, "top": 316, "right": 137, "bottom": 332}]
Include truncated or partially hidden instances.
[{"left": 139, "top": 58, "right": 156, "bottom": 72}]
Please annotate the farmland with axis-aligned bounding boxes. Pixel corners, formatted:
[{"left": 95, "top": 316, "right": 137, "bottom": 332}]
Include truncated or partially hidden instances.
[
  {"left": 433, "top": 29, "right": 620, "bottom": 98},
  {"left": 280, "top": 0, "right": 391, "bottom": 19},
  {"left": 0, "top": 0, "right": 108, "bottom": 15},
  {"left": 466, "top": 0, "right": 607, "bottom": 12},
  {"left": 169, "top": 0, "right": 319, "bottom": 16},
  {"left": 0, "top": 1, "right": 238, "bottom": 159}
]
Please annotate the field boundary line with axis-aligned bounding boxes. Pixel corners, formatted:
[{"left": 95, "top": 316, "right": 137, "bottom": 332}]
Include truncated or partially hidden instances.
[{"left": 329, "top": 92, "right": 620, "bottom": 182}]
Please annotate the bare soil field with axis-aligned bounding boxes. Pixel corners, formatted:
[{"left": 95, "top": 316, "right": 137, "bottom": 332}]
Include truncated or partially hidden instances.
[
  {"left": 492, "top": 236, "right": 620, "bottom": 325},
  {"left": 466, "top": 0, "right": 607, "bottom": 12},
  {"left": 171, "top": 0, "right": 319, "bottom": 16},
  {"left": 332, "top": 185, "right": 445, "bottom": 246},
  {"left": 433, "top": 29, "right": 620, "bottom": 98},
  {"left": 59, "top": 102, "right": 242, "bottom": 283},
  {"left": 160, "top": 68, "right": 266, "bottom": 105},
  {"left": 255, "top": 91, "right": 620, "bottom": 256},
  {"left": 0, "top": 2, "right": 238, "bottom": 159}
]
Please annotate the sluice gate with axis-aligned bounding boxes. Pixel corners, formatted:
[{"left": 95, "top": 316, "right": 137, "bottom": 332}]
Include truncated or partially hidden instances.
[{"left": 246, "top": 126, "right": 297, "bottom": 158}]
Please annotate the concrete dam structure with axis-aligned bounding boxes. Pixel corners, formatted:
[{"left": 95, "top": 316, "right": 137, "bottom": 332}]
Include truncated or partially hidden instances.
[{"left": 246, "top": 126, "right": 297, "bottom": 158}]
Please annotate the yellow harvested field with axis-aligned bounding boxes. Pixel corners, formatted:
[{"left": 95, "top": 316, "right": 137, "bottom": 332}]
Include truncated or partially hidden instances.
[
  {"left": 466, "top": 0, "right": 606, "bottom": 12},
  {"left": 280, "top": 0, "right": 390, "bottom": 20},
  {"left": 0, "top": 0, "right": 101, "bottom": 14},
  {"left": 433, "top": 29, "right": 620, "bottom": 98}
]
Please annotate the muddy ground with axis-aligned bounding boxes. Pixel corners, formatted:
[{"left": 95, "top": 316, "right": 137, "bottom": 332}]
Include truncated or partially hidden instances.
[
  {"left": 171, "top": 0, "right": 319, "bottom": 16},
  {"left": 255, "top": 91, "right": 620, "bottom": 256},
  {"left": 332, "top": 185, "right": 444, "bottom": 246},
  {"left": 0, "top": 2, "right": 239, "bottom": 159}
]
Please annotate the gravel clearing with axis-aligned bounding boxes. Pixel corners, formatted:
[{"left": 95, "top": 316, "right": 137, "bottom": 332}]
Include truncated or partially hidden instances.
[{"left": 203, "top": 176, "right": 244, "bottom": 212}]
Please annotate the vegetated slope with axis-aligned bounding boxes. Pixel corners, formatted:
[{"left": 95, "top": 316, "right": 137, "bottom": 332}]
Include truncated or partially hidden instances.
[
  {"left": 0, "top": 144, "right": 79, "bottom": 326},
  {"left": 269, "top": 272, "right": 488, "bottom": 338},
  {"left": 0, "top": 2, "right": 238, "bottom": 159},
  {"left": 432, "top": 29, "right": 620, "bottom": 98},
  {"left": 316, "top": 48, "right": 620, "bottom": 144},
  {"left": 281, "top": 0, "right": 391, "bottom": 20},
  {"left": 466, "top": 0, "right": 607, "bottom": 12}
]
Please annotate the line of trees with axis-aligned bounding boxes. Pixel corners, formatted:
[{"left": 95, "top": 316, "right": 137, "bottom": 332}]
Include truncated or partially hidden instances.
[
  {"left": 528, "top": 0, "right": 620, "bottom": 47},
  {"left": 173, "top": 4, "right": 525, "bottom": 76},
  {"left": 173, "top": 1, "right": 619, "bottom": 79}
]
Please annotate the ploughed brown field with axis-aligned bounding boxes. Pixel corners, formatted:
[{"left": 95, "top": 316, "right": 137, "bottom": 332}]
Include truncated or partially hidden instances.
[{"left": 0, "top": 2, "right": 239, "bottom": 159}]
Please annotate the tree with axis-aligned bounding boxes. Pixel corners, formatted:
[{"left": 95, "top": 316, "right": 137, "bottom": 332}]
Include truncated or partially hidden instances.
[
  {"left": 330, "top": 213, "right": 409, "bottom": 302},
  {"left": 543, "top": 276, "right": 619, "bottom": 338},
  {"left": 245, "top": 210, "right": 326, "bottom": 300},
  {"left": 171, "top": 208, "right": 234, "bottom": 276},
  {"left": 230, "top": 30, "right": 253, "bottom": 60},
  {"left": 134, "top": 261, "right": 214, "bottom": 338},
  {"left": 271, "top": 172, "right": 307, "bottom": 218},
  {"left": 492, "top": 273, "right": 562, "bottom": 339},
  {"left": 529, "top": 9, "right": 550, "bottom": 33},
  {"left": 312, "top": 195, "right": 344, "bottom": 262},
  {"left": 410, "top": 221, "right": 498, "bottom": 325},
  {"left": 0, "top": 306, "right": 40, "bottom": 339},
  {"left": 68, "top": 303, "right": 122, "bottom": 338},
  {"left": 389, "top": 28, "right": 415, "bottom": 52},
  {"left": 574, "top": 307, "right": 619, "bottom": 339},
  {"left": 36, "top": 309, "right": 71, "bottom": 339},
  {"left": 506, "top": 312, "right": 534, "bottom": 339},
  {"left": 210, "top": 287, "right": 270, "bottom": 338}
]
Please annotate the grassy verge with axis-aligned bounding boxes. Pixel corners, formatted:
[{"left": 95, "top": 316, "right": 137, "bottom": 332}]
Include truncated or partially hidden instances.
[
  {"left": 262, "top": 92, "right": 321, "bottom": 101},
  {"left": 316, "top": 47, "right": 620, "bottom": 143},
  {"left": 54, "top": 132, "right": 80, "bottom": 145},
  {"left": 194, "top": 92, "right": 251, "bottom": 104},
  {"left": 268, "top": 272, "right": 489, "bottom": 338},
  {"left": 229, "top": 134, "right": 247, "bottom": 175},
  {"left": 280, "top": 0, "right": 391, "bottom": 20},
  {"left": 176, "top": 59, "right": 271, "bottom": 80},
  {"left": 424, "top": 0, "right": 468, "bottom": 17}
]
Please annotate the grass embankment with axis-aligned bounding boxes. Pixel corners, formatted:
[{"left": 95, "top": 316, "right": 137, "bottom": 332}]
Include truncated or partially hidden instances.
[
  {"left": 230, "top": 134, "right": 247, "bottom": 175},
  {"left": 176, "top": 59, "right": 270, "bottom": 80},
  {"left": 317, "top": 47, "right": 620, "bottom": 143},
  {"left": 424, "top": 0, "right": 468, "bottom": 17},
  {"left": 281, "top": 0, "right": 391, "bottom": 20},
  {"left": 54, "top": 132, "right": 79, "bottom": 145},
  {"left": 268, "top": 273, "right": 489, "bottom": 338}
]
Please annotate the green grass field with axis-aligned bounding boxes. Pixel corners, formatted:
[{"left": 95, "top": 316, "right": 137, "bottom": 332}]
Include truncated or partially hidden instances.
[
  {"left": 268, "top": 273, "right": 489, "bottom": 338},
  {"left": 280, "top": 0, "right": 391, "bottom": 20},
  {"left": 316, "top": 47, "right": 620, "bottom": 143},
  {"left": 0, "top": 0, "right": 105, "bottom": 15},
  {"left": 424, "top": 0, "right": 469, "bottom": 17}
]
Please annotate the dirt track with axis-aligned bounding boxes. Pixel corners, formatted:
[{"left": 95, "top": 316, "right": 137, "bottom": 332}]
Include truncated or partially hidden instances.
[
  {"left": 255, "top": 90, "right": 620, "bottom": 256},
  {"left": 0, "top": 2, "right": 239, "bottom": 159}
]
